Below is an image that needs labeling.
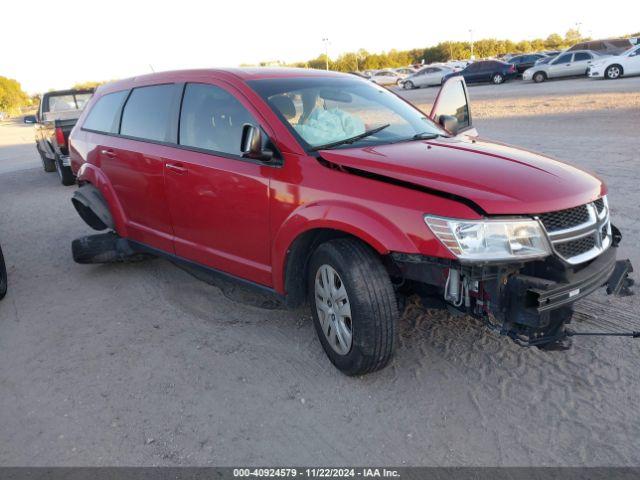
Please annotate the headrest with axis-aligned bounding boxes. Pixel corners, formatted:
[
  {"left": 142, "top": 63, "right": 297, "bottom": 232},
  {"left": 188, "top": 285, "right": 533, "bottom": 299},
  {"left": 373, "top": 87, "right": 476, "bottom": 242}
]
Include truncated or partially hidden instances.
[{"left": 270, "top": 95, "right": 296, "bottom": 119}]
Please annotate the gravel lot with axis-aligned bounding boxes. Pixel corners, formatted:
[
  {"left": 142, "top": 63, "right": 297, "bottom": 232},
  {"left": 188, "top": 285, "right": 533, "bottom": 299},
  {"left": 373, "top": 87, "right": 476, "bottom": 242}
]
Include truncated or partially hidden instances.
[{"left": 1, "top": 77, "right": 639, "bottom": 466}]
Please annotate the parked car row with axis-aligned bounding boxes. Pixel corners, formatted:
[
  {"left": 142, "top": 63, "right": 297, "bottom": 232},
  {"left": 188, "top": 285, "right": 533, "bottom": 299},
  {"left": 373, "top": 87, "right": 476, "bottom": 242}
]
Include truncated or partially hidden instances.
[{"left": 397, "top": 42, "right": 640, "bottom": 89}]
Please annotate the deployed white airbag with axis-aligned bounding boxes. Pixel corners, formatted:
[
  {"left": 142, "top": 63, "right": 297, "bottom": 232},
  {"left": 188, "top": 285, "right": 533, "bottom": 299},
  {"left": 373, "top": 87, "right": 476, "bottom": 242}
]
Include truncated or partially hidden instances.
[{"left": 295, "top": 108, "right": 365, "bottom": 146}]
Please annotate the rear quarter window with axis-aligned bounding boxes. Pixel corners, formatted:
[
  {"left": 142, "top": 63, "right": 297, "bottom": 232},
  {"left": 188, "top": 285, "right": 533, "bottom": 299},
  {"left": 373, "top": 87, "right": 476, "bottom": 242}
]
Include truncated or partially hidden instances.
[
  {"left": 82, "top": 91, "right": 129, "bottom": 134},
  {"left": 120, "top": 84, "right": 178, "bottom": 142}
]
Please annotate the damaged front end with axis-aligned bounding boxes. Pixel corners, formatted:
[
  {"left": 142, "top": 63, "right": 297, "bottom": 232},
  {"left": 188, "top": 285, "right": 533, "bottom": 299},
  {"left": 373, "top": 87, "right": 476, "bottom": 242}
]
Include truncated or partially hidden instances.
[{"left": 391, "top": 199, "right": 636, "bottom": 350}]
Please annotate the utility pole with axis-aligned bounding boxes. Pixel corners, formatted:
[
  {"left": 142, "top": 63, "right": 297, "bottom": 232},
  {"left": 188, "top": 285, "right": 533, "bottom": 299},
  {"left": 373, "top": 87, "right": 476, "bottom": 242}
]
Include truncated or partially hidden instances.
[{"left": 322, "top": 37, "right": 329, "bottom": 71}]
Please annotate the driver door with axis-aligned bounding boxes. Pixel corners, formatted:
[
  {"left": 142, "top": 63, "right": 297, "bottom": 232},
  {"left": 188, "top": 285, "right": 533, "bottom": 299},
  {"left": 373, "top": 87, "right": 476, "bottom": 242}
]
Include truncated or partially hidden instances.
[
  {"left": 548, "top": 53, "right": 575, "bottom": 78},
  {"left": 429, "top": 76, "right": 474, "bottom": 136}
]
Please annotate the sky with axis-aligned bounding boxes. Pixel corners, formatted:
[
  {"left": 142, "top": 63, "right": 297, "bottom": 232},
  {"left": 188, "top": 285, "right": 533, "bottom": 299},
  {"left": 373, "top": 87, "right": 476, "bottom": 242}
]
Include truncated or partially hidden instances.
[{"left": 2, "top": 0, "right": 638, "bottom": 93}]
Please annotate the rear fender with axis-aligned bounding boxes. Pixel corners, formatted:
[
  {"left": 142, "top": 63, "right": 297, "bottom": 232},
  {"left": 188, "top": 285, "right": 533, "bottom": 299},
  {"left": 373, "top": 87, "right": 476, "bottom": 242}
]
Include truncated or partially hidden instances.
[
  {"left": 272, "top": 201, "right": 417, "bottom": 293},
  {"left": 75, "top": 163, "right": 128, "bottom": 235}
]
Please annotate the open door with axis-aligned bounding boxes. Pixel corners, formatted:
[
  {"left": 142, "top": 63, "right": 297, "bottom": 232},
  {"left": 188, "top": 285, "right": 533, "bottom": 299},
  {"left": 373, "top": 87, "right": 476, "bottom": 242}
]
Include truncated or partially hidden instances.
[{"left": 429, "top": 76, "right": 476, "bottom": 137}]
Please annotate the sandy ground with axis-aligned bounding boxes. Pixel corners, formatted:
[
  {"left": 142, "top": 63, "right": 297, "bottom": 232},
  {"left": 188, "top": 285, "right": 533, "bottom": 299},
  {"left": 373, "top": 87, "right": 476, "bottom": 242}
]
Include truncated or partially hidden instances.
[{"left": 0, "top": 78, "right": 639, "bottom": 466}]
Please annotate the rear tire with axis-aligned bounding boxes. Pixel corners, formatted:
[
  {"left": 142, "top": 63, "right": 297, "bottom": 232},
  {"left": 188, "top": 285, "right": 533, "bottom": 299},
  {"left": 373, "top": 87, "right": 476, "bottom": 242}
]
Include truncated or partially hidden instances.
[
  {"left": 0, "top": 244, "right": 7, "bottom": 300},
  {"left": 492, "top": 73, "right": 504, "bottom": 84},
  {"left": 533, "top": 72, "right": 546, "bottom": 83},
  {"left": 403, "top": 81, "right": 414, "bottom": 90},
  {"left": 605, "top": 64, "right": 623, "bottom": 80},
  {"left": 307, "top": 238, "right": 398, "bottom": 375},
  {"left": 55, "top": 154, "right": 75, "bottom": 186},
  {"left": 38, "top": 146, "right": 56, "bottom": 172}
]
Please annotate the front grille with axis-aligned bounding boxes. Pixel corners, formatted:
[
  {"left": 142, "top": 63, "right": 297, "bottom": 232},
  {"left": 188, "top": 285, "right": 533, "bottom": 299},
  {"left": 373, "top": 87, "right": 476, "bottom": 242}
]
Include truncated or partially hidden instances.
[
  {"left": 594, "top": 198, "right": 605, "bottom": 214},
  {"left": 536, "top": 198, "right": 610, "bottom": 265},
  {"left": 539, "top": 205, "right": 590, "bottom": 232},
  {"left": 555, "top": 235, "right": 597, "bottom": 258}
]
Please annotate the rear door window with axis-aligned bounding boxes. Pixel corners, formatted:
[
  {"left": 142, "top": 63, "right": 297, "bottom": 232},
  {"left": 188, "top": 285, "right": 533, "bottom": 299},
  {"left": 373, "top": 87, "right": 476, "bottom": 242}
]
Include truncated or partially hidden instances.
[
  {"left": 574, "top": 52, "right": 592, "bottom": 61},
  {"left": 179, "top": 83, "right": 258, "bottom": 157},
  {"left": 82, "top": 91, "right": 128, "bottom": 134},
  {"left": 120, "top": 84, "right": 178, "bottom": 142}
]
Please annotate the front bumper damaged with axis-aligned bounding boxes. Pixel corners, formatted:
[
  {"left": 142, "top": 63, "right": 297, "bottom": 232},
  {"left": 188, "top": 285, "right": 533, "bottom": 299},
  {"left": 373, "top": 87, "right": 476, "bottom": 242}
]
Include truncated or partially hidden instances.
[{"left": 390, "top": 233, "right": 635, "bottom": 350}]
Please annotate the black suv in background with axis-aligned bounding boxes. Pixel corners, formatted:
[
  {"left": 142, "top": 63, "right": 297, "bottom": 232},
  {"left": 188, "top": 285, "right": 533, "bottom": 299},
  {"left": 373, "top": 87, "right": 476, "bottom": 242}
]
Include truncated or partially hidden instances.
[
  {"left": 443, "top": 60, "right": 517, "bottom": 84},
  {"left": 508, "top": 54, "right": 547, "bottom": 74}
]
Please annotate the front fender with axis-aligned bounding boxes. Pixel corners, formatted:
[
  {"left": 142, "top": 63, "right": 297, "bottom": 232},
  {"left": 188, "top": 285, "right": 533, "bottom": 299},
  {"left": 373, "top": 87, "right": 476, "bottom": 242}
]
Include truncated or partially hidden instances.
[
  {"left": 76, "top": 163, "right": 128, "bottom": 236},
  {"left": 271, "top": 200, "right": 418, "bottom": 293}
]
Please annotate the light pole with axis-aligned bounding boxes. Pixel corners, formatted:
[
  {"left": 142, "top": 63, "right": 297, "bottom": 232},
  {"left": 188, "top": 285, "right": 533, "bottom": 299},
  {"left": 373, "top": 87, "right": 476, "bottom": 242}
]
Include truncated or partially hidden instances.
[
  {"left": 469, "top": 29, "right": 474, "bottom": 60},
  {"left": 322, "top": 37, "right": 329, "bottom": 71}
]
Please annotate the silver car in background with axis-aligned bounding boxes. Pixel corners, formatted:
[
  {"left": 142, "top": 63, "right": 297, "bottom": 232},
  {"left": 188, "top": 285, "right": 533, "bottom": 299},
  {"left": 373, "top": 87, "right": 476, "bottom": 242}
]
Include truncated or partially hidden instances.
[
  {"left": 523, "top": 50, "right": 607, "bottom": 83},
  {"left": 400, "top": 65, "right": 454, "bottom": 89}
]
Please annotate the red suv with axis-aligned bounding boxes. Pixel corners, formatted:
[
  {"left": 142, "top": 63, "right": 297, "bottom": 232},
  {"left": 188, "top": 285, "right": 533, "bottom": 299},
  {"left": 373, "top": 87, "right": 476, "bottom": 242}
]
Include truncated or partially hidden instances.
[{"left": 69, "top": 68, "right": 633, "bottom": 375}]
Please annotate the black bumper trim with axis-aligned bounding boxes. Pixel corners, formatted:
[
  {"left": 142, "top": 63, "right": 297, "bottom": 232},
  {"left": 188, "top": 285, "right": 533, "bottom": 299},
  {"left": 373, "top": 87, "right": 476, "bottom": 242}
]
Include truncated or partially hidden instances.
[{"left": 515, "top": 247, "right": 617, "bottom": 313}]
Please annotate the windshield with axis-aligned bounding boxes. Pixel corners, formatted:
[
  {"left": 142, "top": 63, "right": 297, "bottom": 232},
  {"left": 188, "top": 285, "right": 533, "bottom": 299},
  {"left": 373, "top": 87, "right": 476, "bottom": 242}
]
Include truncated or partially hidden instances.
[{"left": 248, "top": 77, "right": 443, "bottom": 150}]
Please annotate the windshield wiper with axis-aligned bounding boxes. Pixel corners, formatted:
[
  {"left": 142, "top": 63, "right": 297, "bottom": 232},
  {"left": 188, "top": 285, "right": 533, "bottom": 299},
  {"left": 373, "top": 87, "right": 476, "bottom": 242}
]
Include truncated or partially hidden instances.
[
  {"left": 311, "top": 124, "right": 391, "bottom": 151},
  {"left": 411, "top": 132, "right": 442, "bottom": 140}
]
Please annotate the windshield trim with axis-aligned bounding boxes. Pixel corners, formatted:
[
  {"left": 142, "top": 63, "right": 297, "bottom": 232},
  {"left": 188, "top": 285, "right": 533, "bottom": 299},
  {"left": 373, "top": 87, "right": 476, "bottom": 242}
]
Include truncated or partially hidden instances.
[{"left": 246, "top": 76, "right": 446, "bottom": 154}]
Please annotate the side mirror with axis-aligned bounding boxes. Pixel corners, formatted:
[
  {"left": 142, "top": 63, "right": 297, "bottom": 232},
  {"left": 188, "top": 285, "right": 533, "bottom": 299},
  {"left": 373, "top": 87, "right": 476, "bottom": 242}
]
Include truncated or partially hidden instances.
[
  {"left": 23, "top": 115, "right": 37, "bottom": 124},
  {"left": 430, "top": 76, "right": 472, "bottom": 135},
  {"left": 438, "top": 115, "right": 459, "bottom": 135},
  {"left": 240, "top": 124, "right": 273, "bottom": 162}
]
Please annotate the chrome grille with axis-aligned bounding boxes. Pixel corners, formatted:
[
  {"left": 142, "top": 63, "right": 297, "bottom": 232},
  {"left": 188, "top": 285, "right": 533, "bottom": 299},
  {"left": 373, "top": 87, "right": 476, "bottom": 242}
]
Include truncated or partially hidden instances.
[
  {"left": 539, "top": 205, "right": 589, "bottom": 232},
  {"left": 555, "top": 235, "right": 596, "bottom": 258},
  {"left": 537, "top": 196, "right": 610, "bottom": 265}
]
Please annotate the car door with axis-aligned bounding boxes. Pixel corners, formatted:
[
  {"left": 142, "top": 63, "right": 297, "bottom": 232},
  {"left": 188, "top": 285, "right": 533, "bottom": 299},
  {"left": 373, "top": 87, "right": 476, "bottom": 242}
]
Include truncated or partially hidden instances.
[
  {"left": 462, "top": 63, "right": 481, "bottom": 83},
  {"left": 427, "top": 67, "right": 445, "bottom": 85},
  {"left": 571, "top": 52, "right": 593, "bottom": 75},
  {"left": 163, "top": 82, "right": 273, "bottom": 286},
  {"left": 624, "top": 47, "right": 640, "bottom": 74},
  {"left": 100, "top": 84, "right": 181, "bottom": 253},
  {"left": 548, "top": 53, "right": 574, "bottom": 78},
  {"left": 417, "top": 68, "right": 433, "bottom": 86}
]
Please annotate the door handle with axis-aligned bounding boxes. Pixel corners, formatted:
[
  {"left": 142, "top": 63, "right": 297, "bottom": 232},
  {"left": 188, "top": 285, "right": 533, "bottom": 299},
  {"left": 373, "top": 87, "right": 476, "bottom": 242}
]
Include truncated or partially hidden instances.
[
  {"left": 166, "top": 163, "right": 188, "bottom": 174},
  {"left": 100, "top": 149, "right": 117, "bottom": 158}
]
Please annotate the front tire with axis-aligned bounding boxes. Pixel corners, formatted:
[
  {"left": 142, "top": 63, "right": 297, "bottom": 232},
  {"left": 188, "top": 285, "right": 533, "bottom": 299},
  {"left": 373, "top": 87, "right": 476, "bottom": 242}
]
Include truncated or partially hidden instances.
[
  {"left": 492, "top": 73, "right": 505, "bottom": 84},
  {"left": 55, "top": 154, "right": 75, "bottom": 186},
  {"left": 605, "top": 64, "right": 623, "bottom": 80},
  {"left": 0, "top": 245, "right": 7, "bottom": 300},
  {"left": 308, "top": 238, "right": 398, "bottom": 375},
  {"left": 403, "top": 81, "right": 414, "bottom": 90},
  {"left": 533, "top": 72, "right": 546, "bottom": 83}
]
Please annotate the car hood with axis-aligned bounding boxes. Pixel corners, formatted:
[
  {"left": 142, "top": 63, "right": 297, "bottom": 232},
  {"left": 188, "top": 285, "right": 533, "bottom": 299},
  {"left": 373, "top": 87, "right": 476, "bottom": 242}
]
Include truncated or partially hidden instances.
[{"left": 319, "top": 136, "right": 605, "bottom": 215}]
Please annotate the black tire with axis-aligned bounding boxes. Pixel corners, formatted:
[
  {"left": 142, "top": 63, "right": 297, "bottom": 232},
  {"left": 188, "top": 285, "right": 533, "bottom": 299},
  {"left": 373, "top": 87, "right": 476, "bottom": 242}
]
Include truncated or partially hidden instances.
[
  {"left": 307, "top": 238, "right": 398, "bottom": 375},
  {"left": 0, "top": 245, "right": 7, "bottom": 301},
  {"left": 38, "top": 146, "right": 56, "bottom": 172},
  {"left": 605, "top": 64, "right": 623, "bottom": 80},
  {"left": 55, "top": 154, "right": 76, "bottom": 186},
  {"left": 72, "top": 233, "right": 152, "bottom": 264},
  {"left": 403, "top": 81, "right": 414, "bottom": 90},
  {"left": 533, "top": 71, "right": 546, "bottom": 83},
  {"left": 492, "top": 73, "right": 505, "bottom": 84}
]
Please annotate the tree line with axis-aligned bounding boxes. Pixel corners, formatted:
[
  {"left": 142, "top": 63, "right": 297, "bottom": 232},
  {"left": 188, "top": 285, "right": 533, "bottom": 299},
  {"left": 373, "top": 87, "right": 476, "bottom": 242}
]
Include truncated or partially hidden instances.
[
  {"left": 0, "top": 76, "right": 30, "bottom": 116},
  {"left": 255, "top": 30, "right": 639, "bottom": 71}
]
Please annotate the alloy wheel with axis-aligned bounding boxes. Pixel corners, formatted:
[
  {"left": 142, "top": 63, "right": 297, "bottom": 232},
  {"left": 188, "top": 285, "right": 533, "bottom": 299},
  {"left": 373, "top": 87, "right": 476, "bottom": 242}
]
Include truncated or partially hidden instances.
[
  {"left": 314, "top": 264, "right": 353, "bottom": 355},
  {"left": 607, "top": 66, "right": 621, "bottom": 79}
]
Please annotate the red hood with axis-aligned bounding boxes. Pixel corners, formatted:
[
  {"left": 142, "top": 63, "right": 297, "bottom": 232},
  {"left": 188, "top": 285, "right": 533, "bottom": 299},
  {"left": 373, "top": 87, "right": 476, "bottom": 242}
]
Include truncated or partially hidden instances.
[{"left": 319, "top": 136, "right": 606, "bottom": 215}]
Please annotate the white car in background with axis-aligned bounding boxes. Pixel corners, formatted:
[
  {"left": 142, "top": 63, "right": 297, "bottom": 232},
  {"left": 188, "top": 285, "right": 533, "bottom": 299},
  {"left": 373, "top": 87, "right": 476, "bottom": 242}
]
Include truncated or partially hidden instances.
[
  {"left": 400, "top": 65, "right": 454, "bottom": 89},
  {"left": 588, "top": 45, "right": 640, "bottom": 79},
  {"left": 394, "top": 67, "right": 418, "bottom": 77},
  {"left": 522, "top": 50, "right": 605, "bottom": 83},
  {"left": 369, "top": 69, "right": 403, "bottom": 86}
]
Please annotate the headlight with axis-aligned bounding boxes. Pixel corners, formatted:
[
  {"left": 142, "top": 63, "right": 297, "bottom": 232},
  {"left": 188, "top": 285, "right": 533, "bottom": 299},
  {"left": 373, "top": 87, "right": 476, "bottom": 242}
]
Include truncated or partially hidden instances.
[{"left": 425, "top": 216, "right": 551, "bottom": 262}]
